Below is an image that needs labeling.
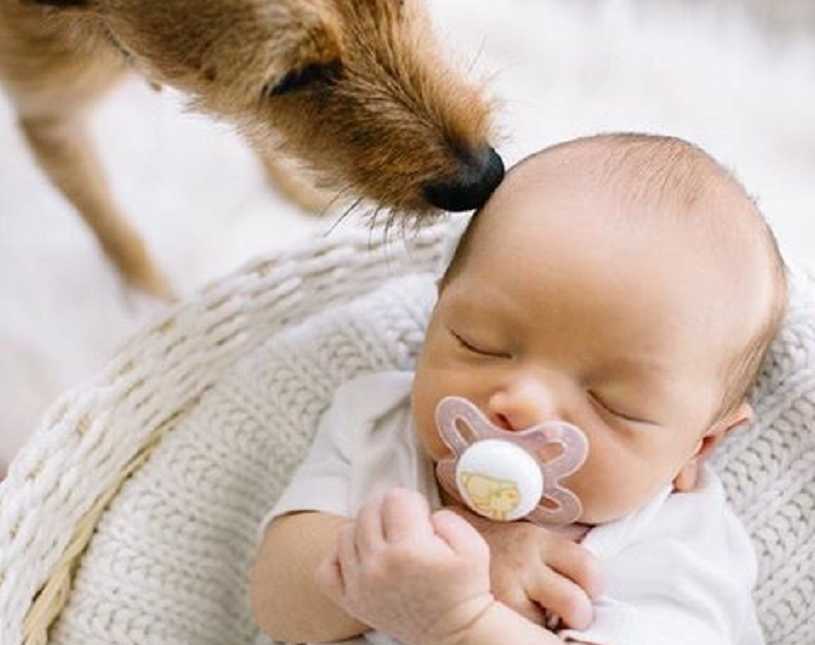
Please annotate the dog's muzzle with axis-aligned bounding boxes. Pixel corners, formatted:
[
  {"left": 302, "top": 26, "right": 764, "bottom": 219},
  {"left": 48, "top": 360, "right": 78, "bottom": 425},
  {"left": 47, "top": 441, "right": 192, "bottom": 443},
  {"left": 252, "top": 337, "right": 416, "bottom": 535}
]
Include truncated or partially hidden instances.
[{"left": 423, "top": 146, "right": 505, "bottom": 212}]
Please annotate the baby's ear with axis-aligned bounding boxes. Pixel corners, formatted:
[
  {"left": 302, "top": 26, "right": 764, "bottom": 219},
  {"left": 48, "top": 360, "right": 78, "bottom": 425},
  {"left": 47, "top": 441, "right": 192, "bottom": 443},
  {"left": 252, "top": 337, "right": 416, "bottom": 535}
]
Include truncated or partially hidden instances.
[
  {"left": 716, "top": 401, "right": 754, "bottom": 438},
  {"left": 673, "top": 401, "right": 754, "bottom": 492},
  {"left": 701, "top": 400, "right": 754, "bottom": 459}
]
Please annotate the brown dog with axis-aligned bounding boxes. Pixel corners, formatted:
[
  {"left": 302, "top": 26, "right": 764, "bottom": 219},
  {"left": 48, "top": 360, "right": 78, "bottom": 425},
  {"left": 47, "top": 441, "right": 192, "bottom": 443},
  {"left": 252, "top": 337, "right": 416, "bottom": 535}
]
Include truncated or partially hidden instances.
[{"left": 0, "top": 0, "right": 504, "bottom": 298}]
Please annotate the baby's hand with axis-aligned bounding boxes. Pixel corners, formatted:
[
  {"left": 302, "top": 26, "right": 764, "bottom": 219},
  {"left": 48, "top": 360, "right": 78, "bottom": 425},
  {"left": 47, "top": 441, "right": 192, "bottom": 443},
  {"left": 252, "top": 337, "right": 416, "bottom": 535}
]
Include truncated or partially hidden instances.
[
  {"left": 446, "top": 505, "right": 604, "bottom": 630},
  {"left": 315, "top": 487, "right": 496, "bottom": 645}
]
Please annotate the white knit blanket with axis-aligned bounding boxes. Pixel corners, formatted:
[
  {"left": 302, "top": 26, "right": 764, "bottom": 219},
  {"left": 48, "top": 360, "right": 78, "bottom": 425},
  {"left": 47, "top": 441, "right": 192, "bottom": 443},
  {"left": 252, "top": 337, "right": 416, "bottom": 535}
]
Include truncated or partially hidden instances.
[
  {"left": 46, "top": 262, "right": 815, "bottom": 645},
  {"left": 18, "top": 259, "right": 815, "bottom": 645}
]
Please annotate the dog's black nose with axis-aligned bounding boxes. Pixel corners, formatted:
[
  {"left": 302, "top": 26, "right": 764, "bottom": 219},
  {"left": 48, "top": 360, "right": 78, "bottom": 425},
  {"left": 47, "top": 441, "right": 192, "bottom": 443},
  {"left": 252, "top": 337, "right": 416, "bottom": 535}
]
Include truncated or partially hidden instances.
[{"left": 423, "top": 146, "right": 505, "bottom": 211}]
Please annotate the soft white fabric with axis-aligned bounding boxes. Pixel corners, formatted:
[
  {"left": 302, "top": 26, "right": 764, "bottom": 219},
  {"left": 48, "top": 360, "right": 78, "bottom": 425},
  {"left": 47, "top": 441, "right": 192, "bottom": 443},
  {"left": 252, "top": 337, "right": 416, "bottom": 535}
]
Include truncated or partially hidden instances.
[
  {"left": 262, "top": 371, "right": 764, "bottom": 645},
  {"left": 561, "top": 467, "right": 764, "bottom": 644},
  {"left": 1, "top": 220, "right": 812, "bottom": 645},
  {"left": 259, "top": 372, "right": 441, "bottom": 543}
]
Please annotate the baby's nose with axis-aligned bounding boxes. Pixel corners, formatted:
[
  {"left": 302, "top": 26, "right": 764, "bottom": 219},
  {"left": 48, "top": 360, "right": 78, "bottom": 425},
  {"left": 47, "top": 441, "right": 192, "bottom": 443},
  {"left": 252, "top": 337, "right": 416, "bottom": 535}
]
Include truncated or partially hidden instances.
[{"left": 488, "top": 379, "right": 561, "bottom": 431}]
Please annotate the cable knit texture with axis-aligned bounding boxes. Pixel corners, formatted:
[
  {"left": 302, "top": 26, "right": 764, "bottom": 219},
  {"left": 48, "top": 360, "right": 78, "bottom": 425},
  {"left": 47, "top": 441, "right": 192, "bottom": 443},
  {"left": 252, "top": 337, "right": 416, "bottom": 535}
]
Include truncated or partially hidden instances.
[{"left": 0, "top": 222, "right": 812, "bottom": 645}]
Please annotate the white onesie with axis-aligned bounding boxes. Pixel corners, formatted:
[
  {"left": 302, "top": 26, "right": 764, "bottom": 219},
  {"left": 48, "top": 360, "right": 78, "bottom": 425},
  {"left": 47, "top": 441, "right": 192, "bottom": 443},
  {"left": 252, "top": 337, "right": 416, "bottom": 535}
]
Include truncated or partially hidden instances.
[{"left": 258, "top": 371, "right": 765, "bottom": 645}]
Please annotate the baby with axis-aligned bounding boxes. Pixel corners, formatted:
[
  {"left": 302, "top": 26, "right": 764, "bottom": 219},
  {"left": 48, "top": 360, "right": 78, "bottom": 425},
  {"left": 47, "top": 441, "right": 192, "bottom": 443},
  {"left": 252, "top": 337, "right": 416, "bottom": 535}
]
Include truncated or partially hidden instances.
[{"left": 250, "top": 133, "right": 788, "bottom": 645}]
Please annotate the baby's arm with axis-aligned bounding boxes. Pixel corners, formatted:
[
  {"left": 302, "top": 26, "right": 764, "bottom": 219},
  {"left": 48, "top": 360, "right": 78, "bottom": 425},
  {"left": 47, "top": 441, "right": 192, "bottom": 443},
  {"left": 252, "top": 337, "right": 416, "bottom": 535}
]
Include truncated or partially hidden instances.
[
  {"left": 316, "top": 487, "right": 585, "bottom": 645},
  {"left": 249, "top": 510, "right": 370, "bottom": 642}
]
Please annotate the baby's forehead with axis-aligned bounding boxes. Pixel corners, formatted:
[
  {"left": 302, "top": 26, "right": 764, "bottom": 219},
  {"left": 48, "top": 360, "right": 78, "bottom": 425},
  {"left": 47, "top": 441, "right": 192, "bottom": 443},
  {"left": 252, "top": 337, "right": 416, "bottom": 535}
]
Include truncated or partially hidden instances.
[
  {"left": 470, "top": 137, "right": 775, "bottom": 342},
  {"left": 504, "top": 136, "right": 739, "bottom": 215},
  {"left": 488, "top": 138, "right": 767, "bottom": 282}
]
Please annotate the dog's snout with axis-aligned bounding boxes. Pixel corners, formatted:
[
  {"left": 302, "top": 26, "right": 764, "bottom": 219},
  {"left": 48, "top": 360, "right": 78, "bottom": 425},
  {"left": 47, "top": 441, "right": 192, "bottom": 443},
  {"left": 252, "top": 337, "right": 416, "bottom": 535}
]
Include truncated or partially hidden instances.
[{"left": 423, "top": 146, "right": 505, "bottom": 212}]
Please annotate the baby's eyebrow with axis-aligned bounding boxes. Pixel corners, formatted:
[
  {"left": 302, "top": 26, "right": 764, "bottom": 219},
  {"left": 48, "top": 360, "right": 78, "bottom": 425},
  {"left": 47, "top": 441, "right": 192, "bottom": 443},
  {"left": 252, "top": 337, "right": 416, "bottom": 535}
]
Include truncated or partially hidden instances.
[
  {"left": 609, "top": 357, "right": 680, "bottom": 403},
  {"left": 607, "top": 355, "right": 668, "bottom": 375},
  {"left": 593, "top": 355, "right": 676, "bottom": 400},
  {"left": 448, "top": 287, "right": 515, "bottom": 316}
]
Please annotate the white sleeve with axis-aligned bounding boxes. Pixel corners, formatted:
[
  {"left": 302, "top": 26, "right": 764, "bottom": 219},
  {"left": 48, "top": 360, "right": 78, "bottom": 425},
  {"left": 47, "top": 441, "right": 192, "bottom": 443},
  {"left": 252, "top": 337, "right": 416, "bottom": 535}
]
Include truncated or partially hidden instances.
[
  {"left": 255, "top": 387, "right": 356, "bottom": 543},
  {"left": 559, "top": 469, "right": 764, "bottom": 645},
  {"left": 255, "top": 371, "right": 416, "bottom": 545}
]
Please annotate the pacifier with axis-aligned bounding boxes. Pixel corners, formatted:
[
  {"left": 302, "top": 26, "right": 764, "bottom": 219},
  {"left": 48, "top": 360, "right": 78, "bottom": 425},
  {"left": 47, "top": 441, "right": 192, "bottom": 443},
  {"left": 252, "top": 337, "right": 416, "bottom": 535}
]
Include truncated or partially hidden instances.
[{"left": 434, "top": 396, "right": 589, "bottom": 526}]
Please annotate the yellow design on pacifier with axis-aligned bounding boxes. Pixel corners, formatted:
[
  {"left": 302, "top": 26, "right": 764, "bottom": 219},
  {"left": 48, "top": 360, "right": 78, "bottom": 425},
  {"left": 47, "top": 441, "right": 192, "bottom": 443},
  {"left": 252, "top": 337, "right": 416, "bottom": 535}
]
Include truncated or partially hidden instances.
[
  {"left": 435, "top": 396, "right": 589, "bottom": 526},
  {"left": 458, "top": 471, "right": 521, "bottom": 521}
]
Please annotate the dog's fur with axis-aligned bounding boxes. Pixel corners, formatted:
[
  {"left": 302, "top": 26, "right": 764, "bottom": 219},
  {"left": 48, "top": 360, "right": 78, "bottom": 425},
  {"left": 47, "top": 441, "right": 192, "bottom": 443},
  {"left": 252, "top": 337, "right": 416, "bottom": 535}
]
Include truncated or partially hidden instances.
[{"left": 0, "top": 0, "right": 503, "bottom": 298}]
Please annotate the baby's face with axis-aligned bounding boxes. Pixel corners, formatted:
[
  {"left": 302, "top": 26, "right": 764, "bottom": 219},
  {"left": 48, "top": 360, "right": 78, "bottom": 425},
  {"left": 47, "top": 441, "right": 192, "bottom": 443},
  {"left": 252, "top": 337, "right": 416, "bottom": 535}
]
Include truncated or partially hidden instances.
[{"left": 412, "top": 160, "right": 761, "bottom": 524}]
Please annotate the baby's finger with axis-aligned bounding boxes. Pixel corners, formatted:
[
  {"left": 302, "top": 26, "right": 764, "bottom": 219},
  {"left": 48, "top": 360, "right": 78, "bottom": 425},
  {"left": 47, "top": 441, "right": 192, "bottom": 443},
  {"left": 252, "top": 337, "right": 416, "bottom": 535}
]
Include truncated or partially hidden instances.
[
  {"left": 527, "top": 566, "right": 593, "bottom": 631},
  {"left": 544, "top": 539, "right": 605, "bottom": 600},
  {"left": 314, "top": 553, "right": 344, "bottom": 605},
  {"left": 493, "top": 582, "right": 548, "bottom": 626},
  {"left": 355, "top": 492, "right": 386, "bottom": 556},
  {"left": 552, "top": 523, "right": 591, "bottom": 543},
  {"left": 431, "top": 509, "right": 490, "bottom": 562},
  {"left": 337, "top": 521, "right": 360, "bottom": 574},
  {"left": 381, "top": 487, "right": 432, "bottom": 543}
]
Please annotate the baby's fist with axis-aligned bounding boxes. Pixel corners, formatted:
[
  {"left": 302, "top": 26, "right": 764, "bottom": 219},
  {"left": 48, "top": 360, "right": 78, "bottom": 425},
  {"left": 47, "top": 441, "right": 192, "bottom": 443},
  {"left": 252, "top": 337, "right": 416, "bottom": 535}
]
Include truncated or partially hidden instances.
[
  {"left": 316, "top": 488, "right": 495, "bottom": 645},
  {"left": 445, "top": 504, "right": 603, "bottom": 630}
]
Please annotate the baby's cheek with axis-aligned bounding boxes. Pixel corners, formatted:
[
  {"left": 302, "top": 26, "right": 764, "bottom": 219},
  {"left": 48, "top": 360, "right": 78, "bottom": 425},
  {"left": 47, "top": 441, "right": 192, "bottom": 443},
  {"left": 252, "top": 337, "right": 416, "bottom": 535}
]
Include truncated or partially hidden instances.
[
  {"left": 418, "top": 425, "right": 448, "bottom": 462},
  {"left": 410, "top": 403, "right": 448, "bottom": 462},
  {"left": 563, "top": 449, "right": 651, "bottom": 525}
]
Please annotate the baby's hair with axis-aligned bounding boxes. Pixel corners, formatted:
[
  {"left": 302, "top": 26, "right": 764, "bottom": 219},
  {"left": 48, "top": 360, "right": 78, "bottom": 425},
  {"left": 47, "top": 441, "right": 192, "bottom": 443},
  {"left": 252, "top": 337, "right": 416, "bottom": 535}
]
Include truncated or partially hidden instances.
[{"left": 442, "top": 132, "right": 789, "bottom": 421}]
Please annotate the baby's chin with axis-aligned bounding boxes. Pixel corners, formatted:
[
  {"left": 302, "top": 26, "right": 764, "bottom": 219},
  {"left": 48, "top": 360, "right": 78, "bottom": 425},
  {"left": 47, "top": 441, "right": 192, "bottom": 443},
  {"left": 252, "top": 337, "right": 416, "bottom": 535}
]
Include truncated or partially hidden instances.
[
  {"left": 567, "top": 474, "right": 669, "bottom": 526},
  {"left": 577, "top": 499, "right": 642, "bottom": 526}
]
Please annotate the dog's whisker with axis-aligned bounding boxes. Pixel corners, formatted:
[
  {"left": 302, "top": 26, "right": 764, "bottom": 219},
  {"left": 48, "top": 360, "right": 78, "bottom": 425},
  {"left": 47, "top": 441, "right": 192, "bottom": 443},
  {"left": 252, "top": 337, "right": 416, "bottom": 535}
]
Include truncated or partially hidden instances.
[
  {"left": 467, "top": 36, "right": 488, "bottom": 75},
  {"left": 325, "top": 195, "right": 365, "bottom": 237},
  {"left": 322, "top": 181, "right": 357, "bottom": 214},
  {"left": 346, "top": 196, "right": 369, "bottom": 223},
  {"left": 361, "top": 205, "right": 378, "bottom": 241},
  {"left": 367, "top": 215, "right": 377, "bottom": 251}
]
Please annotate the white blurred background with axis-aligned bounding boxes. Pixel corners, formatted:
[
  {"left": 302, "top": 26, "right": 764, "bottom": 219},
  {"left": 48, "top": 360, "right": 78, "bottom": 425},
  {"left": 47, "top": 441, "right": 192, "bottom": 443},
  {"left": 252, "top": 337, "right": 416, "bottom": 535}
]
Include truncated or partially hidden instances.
[{"left": 1, "top": 0, "right": 814, "bottom": 474}]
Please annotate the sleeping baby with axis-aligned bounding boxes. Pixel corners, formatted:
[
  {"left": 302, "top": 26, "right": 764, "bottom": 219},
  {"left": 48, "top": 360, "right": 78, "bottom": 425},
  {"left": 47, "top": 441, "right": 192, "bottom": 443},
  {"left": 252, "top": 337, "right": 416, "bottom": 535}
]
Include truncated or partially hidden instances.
[{"left": 250, "top": 132, "right": 788, "bottom": 645}]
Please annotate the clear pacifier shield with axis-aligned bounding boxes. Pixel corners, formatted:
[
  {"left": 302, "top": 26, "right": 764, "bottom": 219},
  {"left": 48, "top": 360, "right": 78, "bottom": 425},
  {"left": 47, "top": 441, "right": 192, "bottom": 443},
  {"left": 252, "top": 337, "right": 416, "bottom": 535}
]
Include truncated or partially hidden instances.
[{"left": 435, "top": 396, "right": 589, "bottom": 526}]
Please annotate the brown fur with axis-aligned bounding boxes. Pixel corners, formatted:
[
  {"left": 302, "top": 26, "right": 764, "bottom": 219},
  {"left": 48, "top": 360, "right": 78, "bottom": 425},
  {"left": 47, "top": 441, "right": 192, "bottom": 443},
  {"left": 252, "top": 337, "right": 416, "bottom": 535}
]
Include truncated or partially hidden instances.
[{"left": 0, "top": 0, "right": 500, "bottom": 298}]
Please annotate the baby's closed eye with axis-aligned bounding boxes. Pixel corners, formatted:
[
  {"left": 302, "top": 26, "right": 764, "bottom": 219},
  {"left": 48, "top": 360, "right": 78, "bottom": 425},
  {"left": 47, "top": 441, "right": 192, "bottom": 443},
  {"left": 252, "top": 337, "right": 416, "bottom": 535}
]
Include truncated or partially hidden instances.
[
  {"left": 449, "top": 327, "right": 511, "bottom": 359},
  {"left": 587, "top": 390, "right": 656, "bottom": 426}
]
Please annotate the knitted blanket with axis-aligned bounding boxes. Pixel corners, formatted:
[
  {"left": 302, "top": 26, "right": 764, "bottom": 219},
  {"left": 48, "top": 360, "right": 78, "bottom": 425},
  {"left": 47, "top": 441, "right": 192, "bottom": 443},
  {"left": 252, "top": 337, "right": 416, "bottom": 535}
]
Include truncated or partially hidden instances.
[
  {"left": 11, "top": 247, "right": 815, "bottom": 645},
  {"left": 47, "top": 272, "right": 438, "bottom": 645}
]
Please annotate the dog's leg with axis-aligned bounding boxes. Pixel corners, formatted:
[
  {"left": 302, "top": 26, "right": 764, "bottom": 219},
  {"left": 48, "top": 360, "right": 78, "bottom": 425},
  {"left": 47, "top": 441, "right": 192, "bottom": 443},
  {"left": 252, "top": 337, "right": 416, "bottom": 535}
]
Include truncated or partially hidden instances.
[
  {"left": 256, "top": 147, "right": 335, "bottom": 215},
  {"left": 19, "top": 112, "right": 174, "bottom": 300}
]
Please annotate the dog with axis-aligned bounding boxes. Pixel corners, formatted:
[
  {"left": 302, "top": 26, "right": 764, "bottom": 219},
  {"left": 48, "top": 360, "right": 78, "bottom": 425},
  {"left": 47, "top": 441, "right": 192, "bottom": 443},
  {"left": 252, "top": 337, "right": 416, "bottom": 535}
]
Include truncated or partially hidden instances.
[{"left": 0, "top": 0, "right": 505, "bottom": 298}]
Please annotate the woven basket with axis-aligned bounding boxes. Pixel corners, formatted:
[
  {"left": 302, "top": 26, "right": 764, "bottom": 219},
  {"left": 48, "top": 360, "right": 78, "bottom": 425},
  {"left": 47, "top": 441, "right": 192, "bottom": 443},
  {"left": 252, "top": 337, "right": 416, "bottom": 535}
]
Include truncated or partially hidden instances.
[{"left": 0, "top": 221, "right": 813, "bottom": 645}]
